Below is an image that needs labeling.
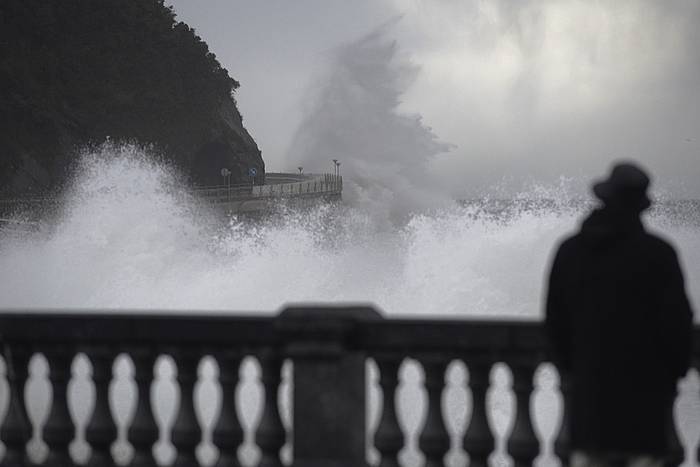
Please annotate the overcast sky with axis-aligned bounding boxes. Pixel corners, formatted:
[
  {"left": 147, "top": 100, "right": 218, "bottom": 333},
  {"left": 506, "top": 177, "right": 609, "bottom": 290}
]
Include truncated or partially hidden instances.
[{"left": 168, "top": 0, "right": 700, "bottom": 198}]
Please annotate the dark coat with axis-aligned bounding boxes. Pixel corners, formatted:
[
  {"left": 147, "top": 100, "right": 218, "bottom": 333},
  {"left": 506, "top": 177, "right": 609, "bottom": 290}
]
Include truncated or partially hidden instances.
[{"left": 545, "top": 207, "right": 693, "bottom": 456}]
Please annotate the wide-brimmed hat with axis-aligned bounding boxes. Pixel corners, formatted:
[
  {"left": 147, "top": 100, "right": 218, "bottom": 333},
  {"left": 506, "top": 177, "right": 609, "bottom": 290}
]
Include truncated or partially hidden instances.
[{"left": 592, "top": 162, "right": 651, "bottom": 211}]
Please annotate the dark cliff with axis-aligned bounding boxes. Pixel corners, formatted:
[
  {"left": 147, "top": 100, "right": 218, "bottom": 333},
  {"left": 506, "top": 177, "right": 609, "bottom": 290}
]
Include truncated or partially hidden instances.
[{"left": 0, "top": 0, "right": 265, "bottom": 196}]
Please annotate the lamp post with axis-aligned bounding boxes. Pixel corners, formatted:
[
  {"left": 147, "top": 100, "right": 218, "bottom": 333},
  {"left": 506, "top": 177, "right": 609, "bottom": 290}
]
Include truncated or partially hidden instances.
[
  {"left": 298, "top": 167, "right": 303, "bottom": 175},
  {"left": 332, "top": 159, "right": 338, "bottom": 177},
  {"left": 220, "top": 168, "right": 231, "bottom": 200},
  {"left": 335, "top": 162, "right": 341, "bottom": 191}
]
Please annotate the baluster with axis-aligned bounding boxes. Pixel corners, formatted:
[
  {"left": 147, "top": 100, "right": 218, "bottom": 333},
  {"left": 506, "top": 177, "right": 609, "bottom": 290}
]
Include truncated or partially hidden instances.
[
  {"left": 171, "top": 350, "right": 202, "bottom": 467},
  {"left": 553, "top": 369, "right": 571, "bottom": 467},
  {"left": 463, "top": 361, "right": 494, "bottom": 467},
  {"left": 696, "top": 361, "right": 700, "bottom": 467},
  {"left": 507, "top": 361, "right": 539, "bottom": 467},
  {"left": 374, "top": 356, "right": 404, "bottom": 467},
  {"left": 128, "top": 350, "right": 158, "bottom": 467},
  {"left": 667, "top": 403, "right": 683, "bottom": 467},
  {"left": 255, "top": 352, "right": 284, "bottom": 467},
  {"left": 43, "top": 346, "right": 76, "bottom": 467},
  {"left": 86, "top": 347, "right": 117, "bottom": 467},
  {"left": 418, "top": 357, "right": 450, "bottom": 467},
  {"left": 213, "top": 352, "right": 243, "bottom": 467},
  {"left": 0, "top": 344, "right": 31, "bottom": 467}
]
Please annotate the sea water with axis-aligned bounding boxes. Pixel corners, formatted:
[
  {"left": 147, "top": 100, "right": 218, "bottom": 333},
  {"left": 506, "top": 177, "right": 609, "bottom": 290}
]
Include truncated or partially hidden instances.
[
  {"left": 2, "top": 147, "right": 698, "bottom": 314},
  {"left": 1, "top": 147, "right": 699, "bottom": 466}
]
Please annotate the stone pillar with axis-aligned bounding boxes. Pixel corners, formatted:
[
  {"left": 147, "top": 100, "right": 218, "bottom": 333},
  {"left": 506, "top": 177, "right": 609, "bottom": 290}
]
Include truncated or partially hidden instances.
[{"left": 277, "top": 305, "right": 382, "bottom": 467}]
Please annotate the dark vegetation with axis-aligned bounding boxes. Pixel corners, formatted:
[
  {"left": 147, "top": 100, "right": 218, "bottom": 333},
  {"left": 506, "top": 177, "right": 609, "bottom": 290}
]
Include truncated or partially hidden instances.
[{"left": 0, "top": 0, "right": 264, "bottom": 195}]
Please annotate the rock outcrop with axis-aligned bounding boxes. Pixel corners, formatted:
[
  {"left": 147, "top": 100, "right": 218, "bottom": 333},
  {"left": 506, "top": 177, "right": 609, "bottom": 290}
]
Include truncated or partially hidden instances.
[{"left": 0, "top": 0, "right": 264, "bottom": 196}]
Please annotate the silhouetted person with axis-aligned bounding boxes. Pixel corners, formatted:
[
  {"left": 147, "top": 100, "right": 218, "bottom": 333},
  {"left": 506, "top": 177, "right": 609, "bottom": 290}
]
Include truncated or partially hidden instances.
[{"left": 545, "top": 162, "right": 693, "bottom": 467}]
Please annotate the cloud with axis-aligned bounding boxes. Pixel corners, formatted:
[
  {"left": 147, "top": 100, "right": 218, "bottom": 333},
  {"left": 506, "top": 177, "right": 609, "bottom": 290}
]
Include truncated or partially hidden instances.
[{"left": 389, "top": 0, "right": 700, "bottom": 196}]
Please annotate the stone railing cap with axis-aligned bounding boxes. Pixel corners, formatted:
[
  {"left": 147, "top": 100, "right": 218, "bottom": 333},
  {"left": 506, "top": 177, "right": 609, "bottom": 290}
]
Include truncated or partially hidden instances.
[{"left": 277, "top": 304, "right": 384, "bottom": 322}]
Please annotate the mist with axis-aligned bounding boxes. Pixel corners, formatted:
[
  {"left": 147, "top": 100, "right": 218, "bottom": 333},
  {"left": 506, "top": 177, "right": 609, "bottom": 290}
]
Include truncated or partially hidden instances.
[
  {"left": 287, "top": 25, "right": 454, "bottom": 221},
  {"left": 393, "top": 0, "right": 700, "bottom": 198}
]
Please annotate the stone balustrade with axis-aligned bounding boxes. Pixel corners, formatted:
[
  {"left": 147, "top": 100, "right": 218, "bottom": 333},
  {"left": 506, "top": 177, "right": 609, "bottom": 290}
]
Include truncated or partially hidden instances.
[{"left": 0, "top": 306, "right": 696, "bottom": 467}]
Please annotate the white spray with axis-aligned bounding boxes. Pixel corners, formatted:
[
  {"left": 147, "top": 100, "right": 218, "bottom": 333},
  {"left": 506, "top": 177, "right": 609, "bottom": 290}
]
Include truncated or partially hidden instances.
[{"left": 287, "top": 25, "right": 454, "bottom": 223}]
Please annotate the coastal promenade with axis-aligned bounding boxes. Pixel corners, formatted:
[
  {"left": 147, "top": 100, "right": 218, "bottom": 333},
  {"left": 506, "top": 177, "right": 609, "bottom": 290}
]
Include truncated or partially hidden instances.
[
  {"left": 193, "top": 172, "right": 342, "bottom": 214},
  {"left": 0, "top": 306, "right": 697, "bottom": 467},
  {"left": 0, "top": 172, "right": 342, "bottom": 230}
]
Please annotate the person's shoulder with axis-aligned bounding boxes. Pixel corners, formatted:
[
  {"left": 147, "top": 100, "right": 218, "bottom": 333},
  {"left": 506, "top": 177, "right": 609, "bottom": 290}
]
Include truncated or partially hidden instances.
[
  {"left": 552, "top": 233, "right": 583, "bottom": 258},
  {"left": 641, "top": 230, "right": 679, "bottom": 259},
  {"left": 560, "top": 231, "right": 586, "bottom": 248}
]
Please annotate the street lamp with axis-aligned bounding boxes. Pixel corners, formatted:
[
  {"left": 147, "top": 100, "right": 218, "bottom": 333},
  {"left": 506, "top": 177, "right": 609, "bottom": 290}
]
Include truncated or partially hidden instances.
[
  {"left": 332, "top": 159, "right": 338, "bottom": 177},
  {"left": 335, "top": 161, "right": 341, "bottom": 176},
  {"left": 298, "top": 166, "right": 303, "bottom": 175},
  {"left": 220, "top": 168, "right": 231, "bottom": 200}
]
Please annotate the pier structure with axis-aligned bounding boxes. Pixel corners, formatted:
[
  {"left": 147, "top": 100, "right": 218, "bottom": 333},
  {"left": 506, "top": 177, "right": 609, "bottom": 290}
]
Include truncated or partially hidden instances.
[{"left": 0, "top": 306, "right": 696, "bottom": 467}]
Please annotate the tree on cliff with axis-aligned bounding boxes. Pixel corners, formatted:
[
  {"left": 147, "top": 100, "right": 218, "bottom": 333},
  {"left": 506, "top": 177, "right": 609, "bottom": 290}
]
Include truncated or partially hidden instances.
[{"left": 0, "top": 0, "right": 264, "bottom": 195}]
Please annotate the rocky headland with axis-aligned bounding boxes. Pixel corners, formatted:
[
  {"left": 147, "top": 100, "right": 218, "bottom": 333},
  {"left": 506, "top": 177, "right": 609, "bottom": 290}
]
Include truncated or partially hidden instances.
[{"left": 0, "top": 0, "right": 264, "bottom": 196}]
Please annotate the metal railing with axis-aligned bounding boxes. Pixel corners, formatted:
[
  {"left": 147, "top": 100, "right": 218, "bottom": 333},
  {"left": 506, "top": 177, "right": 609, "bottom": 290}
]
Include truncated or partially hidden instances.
[
  {"left": 0, "top": 218, "right": 40, "bottom": 235},
  {"left": 0, "top": 306, "right": 695, "bottom": 467},
  {"left": 0, "top": 173, "right": 343, "bottom": 219},
  {"left": 192, "top": 173, "right": 342, "bottom": 204}
]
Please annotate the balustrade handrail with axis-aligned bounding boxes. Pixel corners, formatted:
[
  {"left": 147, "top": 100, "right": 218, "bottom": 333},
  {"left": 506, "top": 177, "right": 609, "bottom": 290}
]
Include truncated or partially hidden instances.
[
  {"left": 0, "top": 307, "right": 695, "bottom": 467},
  {"left": 0, "top": 311, "right": 276, "bottom": 345},
  {"left": 2, "top": 311, "right": 697, "bottom": 356},
  {"left": 356, "top": 317, "right": 545, "bottom": 355}
]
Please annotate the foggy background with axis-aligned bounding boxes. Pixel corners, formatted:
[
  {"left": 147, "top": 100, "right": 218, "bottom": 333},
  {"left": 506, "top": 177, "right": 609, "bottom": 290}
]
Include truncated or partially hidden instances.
[{"left": 167, "top": 0, "right": 700, "bottom": 199}]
